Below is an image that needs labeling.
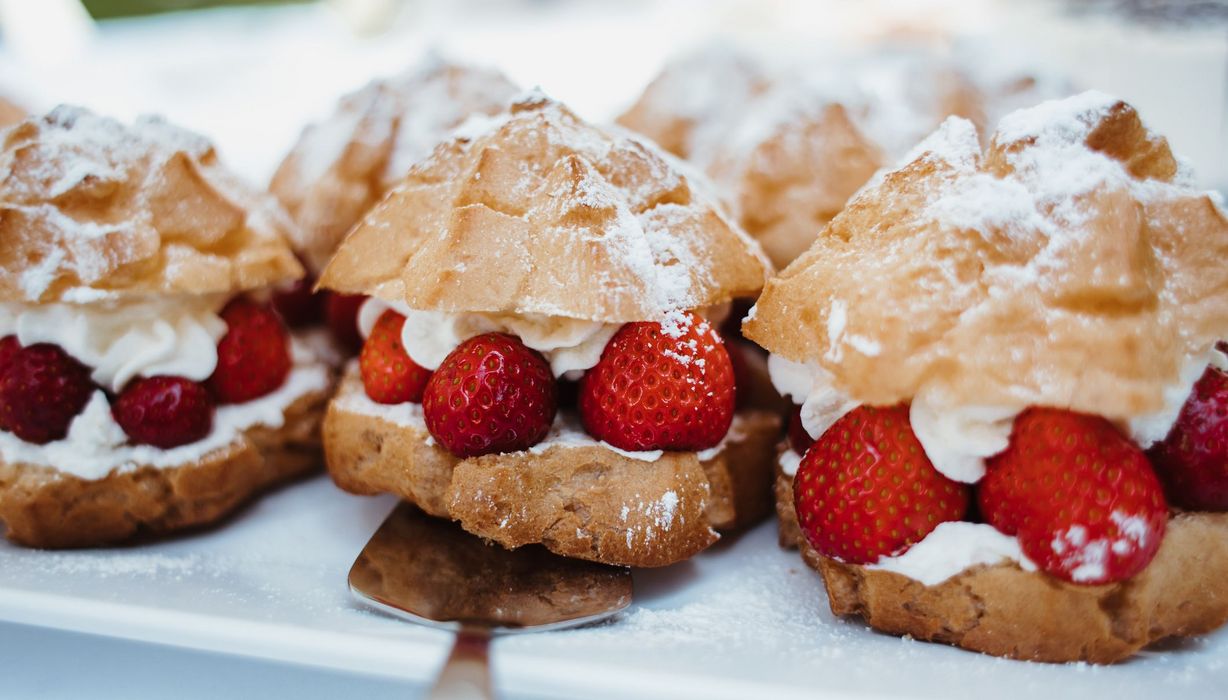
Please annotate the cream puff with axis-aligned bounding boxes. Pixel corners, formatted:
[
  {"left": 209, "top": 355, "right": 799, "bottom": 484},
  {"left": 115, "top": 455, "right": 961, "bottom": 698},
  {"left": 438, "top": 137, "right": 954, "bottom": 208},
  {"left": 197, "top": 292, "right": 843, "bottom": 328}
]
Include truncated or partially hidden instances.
[
  {"left": 267, "top": 58, "right": 520, "bottom": 357},
  {"left": 744, "top": 91, "right": 1228, "bottom": 663},
  {"left": 319, "top": 91, "right": 782, "bottom": 567},
  {"left": 0, "top": 106, "right": 331, "bottom": 547},
  {"left": 618, "top": 45, "right": 1057, "bottom": 269}
]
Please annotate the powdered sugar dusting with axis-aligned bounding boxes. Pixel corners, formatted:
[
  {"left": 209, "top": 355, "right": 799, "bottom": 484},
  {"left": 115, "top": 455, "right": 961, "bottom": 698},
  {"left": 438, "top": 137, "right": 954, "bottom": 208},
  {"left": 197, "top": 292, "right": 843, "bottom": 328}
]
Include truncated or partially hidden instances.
[
  {"left": 336, "top": 91, "right": 765, "bottom": 324},
  {"left": 2, "top": 105, "right": 299, "bottom": 302}
]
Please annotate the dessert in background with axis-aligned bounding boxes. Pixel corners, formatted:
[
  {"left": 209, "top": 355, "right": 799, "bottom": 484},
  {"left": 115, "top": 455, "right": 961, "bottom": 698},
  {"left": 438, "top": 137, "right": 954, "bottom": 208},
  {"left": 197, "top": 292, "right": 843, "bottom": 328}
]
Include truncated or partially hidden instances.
[
  {"left": 0, "top": 106, "right": 331, "bottom": 548},
  {"left": 744, "top": 92, "right": 1228, "bottom": 663},
  {"left": 0, "top": 97, "right": 24, "bottom": 128},
  {"left": 619, "top": 44, "right": 1065, "bottom": 268},
  {"left": 319, "top": 91, "right": 782, "bottom": 567},
  {"left": 268, "top": 58, "right": 519, "bottom": 356}
]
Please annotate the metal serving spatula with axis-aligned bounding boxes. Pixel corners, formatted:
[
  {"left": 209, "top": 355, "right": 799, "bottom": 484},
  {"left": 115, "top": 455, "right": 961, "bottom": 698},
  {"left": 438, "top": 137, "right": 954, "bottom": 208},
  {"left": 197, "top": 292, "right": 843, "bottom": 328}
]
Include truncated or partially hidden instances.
[{"left": 349, "top": 503, "right": 633, "bottom": 699}]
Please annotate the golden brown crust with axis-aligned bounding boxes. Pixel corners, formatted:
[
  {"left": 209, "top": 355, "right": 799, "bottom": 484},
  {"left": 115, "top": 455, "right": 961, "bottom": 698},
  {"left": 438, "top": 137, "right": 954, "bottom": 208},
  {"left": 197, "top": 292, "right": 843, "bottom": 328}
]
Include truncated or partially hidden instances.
[
  {"left": 323, "top": 366, "right": 780, "bottom": 567},
  {"left": 318, "top": 92, "right": 770, "bottom": 322},
  {"left": 744, "top": 96, "right": 1228, "bottom": 426},
  {"left": 0, "top": 106, "right": 302, "bottom": 303},
  {"left": 0, "top": 388, "right": 328, "bottom": 548},
  {"left": 775, "top": 469, "right": 1228, "bottom": 663},
  {"left": 270, "top": 60, "right": 519, "bottom": 273}
]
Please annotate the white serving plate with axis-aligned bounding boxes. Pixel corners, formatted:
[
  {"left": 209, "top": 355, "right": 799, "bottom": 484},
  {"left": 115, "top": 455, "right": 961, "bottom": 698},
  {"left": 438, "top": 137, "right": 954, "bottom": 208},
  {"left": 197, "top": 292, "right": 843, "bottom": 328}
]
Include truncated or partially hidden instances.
[{"left": 0, "top": 473, "right": 1222, "bottom": 700}]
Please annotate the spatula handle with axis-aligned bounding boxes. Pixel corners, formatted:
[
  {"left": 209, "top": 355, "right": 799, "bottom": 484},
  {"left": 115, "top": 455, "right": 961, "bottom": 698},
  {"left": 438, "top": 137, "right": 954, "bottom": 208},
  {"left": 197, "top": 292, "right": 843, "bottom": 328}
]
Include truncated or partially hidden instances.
[{"left": 428, "top": 625, "right": 493, "bottom": 700}]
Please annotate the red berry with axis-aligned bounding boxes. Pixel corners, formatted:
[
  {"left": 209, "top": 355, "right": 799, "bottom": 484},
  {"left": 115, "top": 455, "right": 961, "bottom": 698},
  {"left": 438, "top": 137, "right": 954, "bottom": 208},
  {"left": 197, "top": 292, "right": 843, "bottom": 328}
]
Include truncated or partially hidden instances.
[
  {"left": 0, "top": 343, "right": 95, "bottom": 444},
  {"left": 271, "top": 274, "right": 322, "bottom": 329},
  {"left": 208, "top": 298, "right": 291, "bottom": 404},
  {"left": 325, "top": 292, "right": 366, "bottom": 353},
  {"left": 360, "top": 310, "right": 432, "bottom": 404},
  {"left": 794, "top": 405, "right": 969, "bottom": 564},
  {"left": 980, "top": 408, "right": 1168, "bottom": 585},
  {"left": 113, "top": 376, "right": 214, "bottom": 448},
  {"left": 422, "top": 333, "right": 556, "bottom": 458},
  {"left": 579, "top": 312, "right": 735, "bottom": 451},
  {"left": 1148, "top": 366, "right": 1228, "bottom": 510},
  {"left": 0, "top": 335, "right": 20, "bottom": 376},
  {"left": 787, "top": 406, "right": 813, "bottom": 455}
]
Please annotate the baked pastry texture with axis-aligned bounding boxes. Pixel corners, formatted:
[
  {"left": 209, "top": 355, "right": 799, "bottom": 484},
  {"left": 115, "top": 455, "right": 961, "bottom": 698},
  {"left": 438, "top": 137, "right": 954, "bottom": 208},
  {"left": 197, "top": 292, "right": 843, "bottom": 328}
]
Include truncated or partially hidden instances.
[
  {"left": 745, "top": 92, "right": 1228, "bottom": 662},
  {"left": 270, "top": 57, "right": 519, "bottom": 273},
  {"left": 320, "top": 91, "right": 779, "bottom": 567},
  {"left": 0, "top": 107, "right": 329, "bottom": 547},
  {"left": 618, "top": 45, "right": 1061, "bottom": 268}
]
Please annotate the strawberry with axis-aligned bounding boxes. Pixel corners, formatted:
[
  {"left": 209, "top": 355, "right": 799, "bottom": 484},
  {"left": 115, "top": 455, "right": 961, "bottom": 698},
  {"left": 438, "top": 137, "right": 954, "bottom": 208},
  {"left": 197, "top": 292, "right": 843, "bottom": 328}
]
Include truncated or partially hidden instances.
[
  {"left": 980, "top": 408, "right": 1168, "bottom": 585},
  {"left": 113, "top": 376, "right": 214, "bottom": 448},
  {"left": 208, "top": 298, "right": 291, "bottom": 404},
  {"left": 0, "top": 343, "right": 95, "bottom": 444},
  {"left": 325, "top": 292, "right": 366, "bottom": 353},
  {"left": 793, "top": 404, "right": 969, "bottom": 564},
  {"left": 360, "top": 310, "right": 432, "bottom": 404},
  {"left": 1147, "top": 366, "right": 1228, "bottom": 511},
  {"left": 787, "top": 406, "right": 813, "bottom": 455},
  {"left": 422, "top": 333, "right": 557, "bottom": 457},
  {"left": 579, "top": 312, "right": 735, "bottom": 451},
  {"left": 0, "top": 335, "right": 20, "bottom": 376},
  {"left": 271, "top": 274, "right": 322, "bottom": 329}
]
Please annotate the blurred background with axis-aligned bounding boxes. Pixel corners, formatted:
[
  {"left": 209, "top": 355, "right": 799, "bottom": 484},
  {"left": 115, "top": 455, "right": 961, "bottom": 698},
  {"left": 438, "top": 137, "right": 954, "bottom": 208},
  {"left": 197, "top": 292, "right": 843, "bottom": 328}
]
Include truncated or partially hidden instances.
[{"left": 0, "top": 0, "right": 1225, "bottom": 190}]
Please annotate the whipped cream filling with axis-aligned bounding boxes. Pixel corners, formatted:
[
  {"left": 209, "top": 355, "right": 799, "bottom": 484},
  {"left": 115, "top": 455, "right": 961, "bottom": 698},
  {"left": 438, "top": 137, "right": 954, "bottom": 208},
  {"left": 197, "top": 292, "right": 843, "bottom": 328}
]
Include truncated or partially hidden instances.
[
  {"left": 0, "top": 340, "right": 329, "bottom": 481},
  {"left": 0, "top": 296, "right": 227, "bottom": 393},
  {"left": 766, "top": 354, "right": 858, "bottom": 443},
  {"left": 768, "top": 350, "right": 1212, "bottom": 484},
  {"left": 335, "top": 362, "right": 743, "bottom": 463},
  {"left": 358, "top": 298, "right": 618, "bottom": 379},
  {"left": 867, "top": 521, "right": 1037, "bottom": 586},
  {"left": 779, "top": 447, "right": 1035, "bottom": 584}
]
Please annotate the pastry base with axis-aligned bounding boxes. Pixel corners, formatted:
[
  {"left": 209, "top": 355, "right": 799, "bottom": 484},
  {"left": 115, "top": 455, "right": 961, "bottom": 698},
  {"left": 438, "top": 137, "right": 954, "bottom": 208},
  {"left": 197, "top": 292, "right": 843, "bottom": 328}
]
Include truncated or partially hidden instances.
[
  {"left": 325, "top": 366, "right": 781, "bottom": 568},
  {"left": 0, "top": 389, "right": 329, "bottom": 548}
]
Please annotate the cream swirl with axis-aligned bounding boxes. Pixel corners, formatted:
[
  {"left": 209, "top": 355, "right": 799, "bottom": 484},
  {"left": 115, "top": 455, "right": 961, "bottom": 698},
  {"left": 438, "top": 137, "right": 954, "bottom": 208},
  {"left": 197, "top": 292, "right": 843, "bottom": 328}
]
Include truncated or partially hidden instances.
[
  {"left": 767, "top": 351, "right": 1210, "bottom": 484},
  {"left": 358, "top": 298, "right": 618, "bottom": 379},
  {"left": 0, "top": 296, "right": 228, "bottom": 392}
]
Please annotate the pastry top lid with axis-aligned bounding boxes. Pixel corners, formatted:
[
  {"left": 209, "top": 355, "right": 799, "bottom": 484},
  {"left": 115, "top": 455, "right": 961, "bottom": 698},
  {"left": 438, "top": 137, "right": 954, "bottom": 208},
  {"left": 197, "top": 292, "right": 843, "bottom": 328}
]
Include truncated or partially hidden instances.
[
  {"left": 0, "top": 105, "right": 302, "bottom": 304},
  {"left": 744, "top": 91, "right": 1228, "bottom": 423},
  {"left": 319, "top": 91, "right": 770, "bottom": 322},
  {"left": 269, "top": 58, "right": 519, "bottom": 272}
]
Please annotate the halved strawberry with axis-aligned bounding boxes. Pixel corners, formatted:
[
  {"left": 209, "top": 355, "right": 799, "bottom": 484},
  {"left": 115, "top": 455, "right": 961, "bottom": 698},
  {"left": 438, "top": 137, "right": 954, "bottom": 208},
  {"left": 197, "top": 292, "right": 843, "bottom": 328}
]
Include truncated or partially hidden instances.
[
  {"left": 0, "top": 343, "right": 95, "bottom": 444},
  {"left": 325, "top": 292, "right": 366, "bottom": 353},
  {"left": 980, "top": 408, "right": 1168, "bottom": 585},
  {"left": 360, "top": 310, "right": 432, "bottom": 404},
  {"left": 1148, "top": 366, "right": 1228, "bottom": 511},
  {"left": 422, "top": 333, "right": 556, "bottom": 457},
  {"left": 272, "top": 275, "right": 322, "bottom": 329},
  {"left": 208, "top": 298, "right": 292, "bottom": 404},
  {"left": 786, "top": 406, "right": 813, "bottom": 455},
  {"left": 113, "top": 376, "right": 214, "bottom": 448},
  {"left": 579, "top": 312, "right": 735, "bottom": 451},
  {"left": 794, "top": 404, "right": 970, "bottom": 564}
]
